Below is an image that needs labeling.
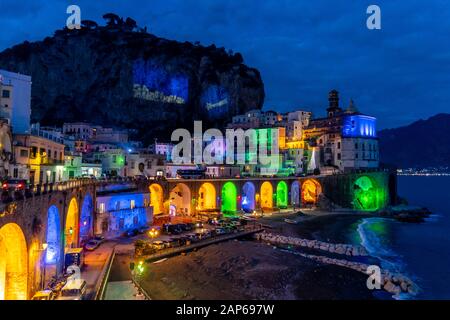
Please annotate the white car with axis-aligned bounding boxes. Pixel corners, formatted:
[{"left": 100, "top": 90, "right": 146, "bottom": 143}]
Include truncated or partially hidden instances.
[{"left": 56, "top": 279, "right": 87, "bottom": 300}]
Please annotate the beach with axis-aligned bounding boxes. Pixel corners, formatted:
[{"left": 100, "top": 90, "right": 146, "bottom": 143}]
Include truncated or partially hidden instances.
[{"left": 137, "top": 211, "right": 382, "bottom": 300}]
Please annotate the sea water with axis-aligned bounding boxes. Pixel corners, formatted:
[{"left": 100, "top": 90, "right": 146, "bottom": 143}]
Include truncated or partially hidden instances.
[{"left": 354, "top": 176, "right": 450, "bottom": 299}]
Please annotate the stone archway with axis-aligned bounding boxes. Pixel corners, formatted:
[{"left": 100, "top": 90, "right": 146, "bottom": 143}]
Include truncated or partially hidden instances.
[
  {"left": 260, "top": 181, "right": 273, "bottom": 209},
  {"left": 0, "top": 223, "right": 28, "bottom": 300},
  {"left": 276, "top": 181, "right": 288, "bottom": 209},
  {"left": 46, "top": 206, "right": 61, "bottom": 265},
  {"left": 291, "top": 181, "right": 300, "bottom": 207},
  {"left": 65, "top": 198, "right": 79, "bottom": 249},
  {"left": 242, "top": 182, "right": 256, "bottom": 212},
  {"left": 149, "top": 184, "right": 164, "bottom": 215},
  {"left": 198, "top": 183, "right": 216, "bottom": 211},
  {"left": 221, "top": 182, "right": 237, "bottom": 214},
  {"left": 79, "top": 194, "right": 93, "bottom": 244},
  {"left": 301, "top": 179, "right": 322, "bottom": 205},
  {"left": 353, "top": 176, "right": 386, "bottom": 211},
  {"left": 170, "top": 183, "right": 192, "bottom": 216}
]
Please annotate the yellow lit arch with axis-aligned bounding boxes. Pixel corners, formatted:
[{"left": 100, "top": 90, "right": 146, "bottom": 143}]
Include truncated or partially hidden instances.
[
  {"left": 260, "top": 182, "right": 273, "bottom": 209},
  {"left": 149, "top": 184, "right": 164, "bottom": 215},
  {"left": 0, "top": 223, "right": 28, "bottom": 300},
  {"left": 65, "top": 198, "right": 79, "bottom": 248},
  {"left": 198, "top": 183, "right": 216, "bottom": 211}
]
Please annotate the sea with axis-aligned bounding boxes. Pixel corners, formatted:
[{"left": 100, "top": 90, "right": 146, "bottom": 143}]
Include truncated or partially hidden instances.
[{"left": 351, "top": 176, "right": 450, "bottom": 300}]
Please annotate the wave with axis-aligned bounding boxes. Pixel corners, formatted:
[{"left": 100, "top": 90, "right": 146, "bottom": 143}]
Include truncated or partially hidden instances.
[{"left": 357, "top": 218, "right": 404, "bottom": 272}]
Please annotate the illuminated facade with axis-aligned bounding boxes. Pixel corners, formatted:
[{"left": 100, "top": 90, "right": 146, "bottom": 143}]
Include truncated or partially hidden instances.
[
  {"left": 13, "top": 134, "right": 65, "bottom": 185},
  {"left": 304, "top": 91, "right": 379, "bottom": 173},
  {"left": 0, "top": 223, "right": 28, "bottom": 300},
  {"left": 95, "top": 191, "right": 152, "bottom": 238}
]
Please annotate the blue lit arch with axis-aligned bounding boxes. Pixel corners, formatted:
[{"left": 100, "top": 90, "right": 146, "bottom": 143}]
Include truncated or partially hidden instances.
[
  {"left": 79, "top": 194, "right": 93, "bottom": 243},
  {"left": 242, "top": 182, "right": 256, "bottom": 213},
  {"left": 46, "top": 206, "right": 61, "bottom": 264}
]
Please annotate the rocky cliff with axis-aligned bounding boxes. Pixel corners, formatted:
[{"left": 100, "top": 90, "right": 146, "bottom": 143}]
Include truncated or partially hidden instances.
[{"left": 0, "top": 15, "right": 265, "bottom": 144}]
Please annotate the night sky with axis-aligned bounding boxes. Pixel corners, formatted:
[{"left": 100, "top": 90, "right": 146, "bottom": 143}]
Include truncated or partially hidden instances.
[{"left": 1, "top": 0, "right": 449, "bottom": 129}]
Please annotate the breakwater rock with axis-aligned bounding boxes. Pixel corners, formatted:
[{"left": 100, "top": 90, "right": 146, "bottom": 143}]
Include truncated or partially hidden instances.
[
  {"left": 298, "top": 253, "right": 419, "bottom": 297},
  {"left": 255, "top": 232, "right": 368, "bottom": 257},
  {"left": 380, "top": 205, "right": 432, "bottom": 223}
]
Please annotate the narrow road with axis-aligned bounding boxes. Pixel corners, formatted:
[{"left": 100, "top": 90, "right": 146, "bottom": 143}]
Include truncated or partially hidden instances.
[{"left": 81, "top": 241, "right": 115, "bottom": 299}]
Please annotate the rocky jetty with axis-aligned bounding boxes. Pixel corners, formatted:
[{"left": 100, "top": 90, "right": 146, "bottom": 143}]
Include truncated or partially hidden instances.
[
  {"left": 255, "top": 232, "right": 419, "bottom": 297},
  {"left": 381, "top": 205, "right": 432, "bottom": 223},
  {"left": 298, "top": 253, "right": 419, "bottom": 297},
  {"left": 255, "top": 232, "right": 369, "bottom": 257}
]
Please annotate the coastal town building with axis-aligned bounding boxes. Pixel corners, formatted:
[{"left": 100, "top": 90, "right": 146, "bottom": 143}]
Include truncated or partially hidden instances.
[
  {"left": 125, "top": 151, "right": 165, "bottom": 177},
  {"left": 95, "top": 190, "right": 152, "bottom": 238},
  {"left": 304, "top": 90, "right": 379, "bottom": 173},
  {"left": 13, "top": 133, "right": 65, "bottom": 184},
  {"left": 0, "top": 70, "right": 32, "bottom": 134}
]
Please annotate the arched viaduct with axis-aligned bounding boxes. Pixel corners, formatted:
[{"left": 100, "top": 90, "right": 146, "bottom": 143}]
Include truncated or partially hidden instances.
[{"left": 0, "top": 170, "right": 395, "bottom": 299}]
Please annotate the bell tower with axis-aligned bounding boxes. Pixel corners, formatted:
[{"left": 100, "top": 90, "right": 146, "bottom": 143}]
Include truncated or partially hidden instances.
[{"left": 327, "top": 89, "right": 342, "bottom": 118}]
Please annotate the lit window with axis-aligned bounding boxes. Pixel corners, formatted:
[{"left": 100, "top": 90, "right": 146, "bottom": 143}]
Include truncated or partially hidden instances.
[
  {"left": 131, "top": 200, "right": 135, "bottom": 209},
  {"left": 99, "top": 203, "right": 105, "bottom": 213}
]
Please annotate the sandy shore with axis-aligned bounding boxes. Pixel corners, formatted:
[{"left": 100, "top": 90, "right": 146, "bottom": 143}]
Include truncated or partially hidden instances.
[{"left": 138, "top": 211, "right": 379, "bottom": 300}]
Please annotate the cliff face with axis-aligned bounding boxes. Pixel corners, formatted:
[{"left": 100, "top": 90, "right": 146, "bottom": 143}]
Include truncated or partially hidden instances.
[
  {"left": 379, "top": 113, "right": 450, "bottom": 168},
  {"left": 0, "top": 18, "right": 264, "bottom": 144}
]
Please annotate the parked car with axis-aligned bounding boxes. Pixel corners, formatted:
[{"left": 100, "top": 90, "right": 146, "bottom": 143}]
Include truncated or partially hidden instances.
[
  {"left": 31, "top": 290, "right": 57, "bottom": 300},
  {"left": 93, "top": 235, "right": 105, "bottom": 243},
  {"left": 84, "top": 239, "right": 101, "bottom": 251},
  {"left": 124, "top": 229, "right": 139, "bottom": 238},
  {"left": 138, "top": 226, "right": 150, "bottom": 234},
  {"left": 56, "top": 279, "right": 87, "bottom": 300},
  {"left": 215, "top": 228, "right": 226, "bottom": 235},
  {"left": 2, "top": 179, "right": 28, "bottom": 191},
  {"left": 151, "top": 241, "right": 165, "bottom": 250}
]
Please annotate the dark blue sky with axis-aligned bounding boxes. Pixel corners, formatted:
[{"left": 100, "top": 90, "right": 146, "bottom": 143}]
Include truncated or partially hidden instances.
[{"left": 1, "top": 0, "right": 449, "bottom": 129}]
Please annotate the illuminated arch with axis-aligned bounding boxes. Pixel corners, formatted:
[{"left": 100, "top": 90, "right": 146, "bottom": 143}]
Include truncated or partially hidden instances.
[
  {"left": 242, "top": 182, "right": 256, "bottom": 212},
  {"left": 149, "top": 184, "right": 164, "bottom": 215},
  {"left": 302, "top": 179, "right": 322, "bottom": 205},
  {"left": 353, "top": 176, "right": 386, "bottom": 212},
  {"left": 170, "top": 183, "right": 192, "bottom": 215},
  {"left": 46, "top": 206, "right": 61, "bottom": 265},
  {"left": 79, "top": 194, "right": 93, "bottom": 243},
  {"left": 276, "top": 181, "right": 288, "bottom": 208},
  {"left": 221, "top": 182, "right": 237, "bottom": 213},
  {"left": 260, "top": 182, "right": 273, "bottom": 209},
  {"left": 65, "top": 198, "right": 79, "bottom": 248},
  {"left": 198, "top": 183, "right": 216, "bottom": 211},
  {"left": 0, "top": 223, "right": 28, "bottom": 300},
  {"left": 291, "top": 181, "right": 300, "bottom": 206}
]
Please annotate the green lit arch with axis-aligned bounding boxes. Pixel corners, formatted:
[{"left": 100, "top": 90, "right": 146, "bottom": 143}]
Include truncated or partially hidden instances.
[
  {"left": 353, "top": 176, "right": 386, "bottom": 212},
  {"left": 276, "top": 181, "right": 288, "bottom": 209},
  {"left": 221, "top": 182, "right": 237, "bottom": 214}
]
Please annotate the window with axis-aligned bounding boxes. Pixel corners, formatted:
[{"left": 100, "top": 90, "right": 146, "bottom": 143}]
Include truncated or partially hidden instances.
[
  {"left": 2, "top": 90, "right": 10, "bottom": 98},
  {"left": 13, "top": 168, "right": 18, "bottom": 178},
  {"left": 99, "top": 203, "right": 105, "bottom": 213},
  {"left": 337, "top": 153, "right": 341, "bottom": 160},
  {"left": 20, "top": 149, "right": 28, "bottom": 157},
  {"left": 337, "top": 142, "right": 341, "bottom": 149},
  {"left": 112, "top": 155, "right": 117, "bottom": 163},
  {"left": 130, "top": 200, "right": 135, "bottom": 209},
  {"left": 355, "top": 143, "right": 358, "bottom": 149}
]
